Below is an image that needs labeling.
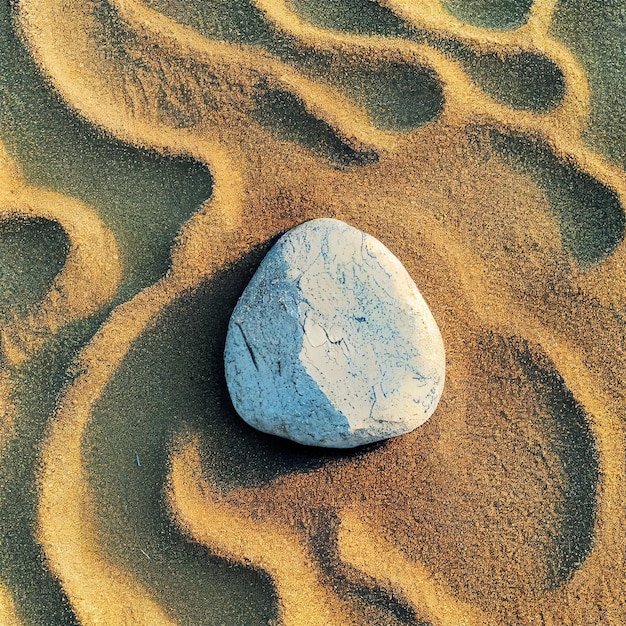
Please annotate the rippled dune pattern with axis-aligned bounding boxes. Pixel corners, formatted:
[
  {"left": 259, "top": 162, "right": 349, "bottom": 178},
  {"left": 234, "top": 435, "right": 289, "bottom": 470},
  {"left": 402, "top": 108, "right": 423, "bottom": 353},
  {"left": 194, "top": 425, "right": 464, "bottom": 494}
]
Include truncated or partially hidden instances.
[{"left": 1, "top": 0, "right": 625, "bottom": 623}]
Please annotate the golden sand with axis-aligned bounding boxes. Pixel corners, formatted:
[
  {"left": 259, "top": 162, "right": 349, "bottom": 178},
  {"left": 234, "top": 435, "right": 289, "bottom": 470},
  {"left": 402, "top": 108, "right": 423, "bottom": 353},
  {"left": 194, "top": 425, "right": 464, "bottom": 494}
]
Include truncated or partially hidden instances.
[
  {"left": 1, "top": 0, "right": 624, "bottom": 623},
  {"left": 0, "top": 581, "right": 21, "bottom": 626},
  {"left": 0, "top": 138, "right": 120, "bottom": 463},
  {"left": 0, "top": 144, "right": 122, "bottom": 366},
  {"left": 337, "top": 508, "right": 491, "bottom": 625},
  {"left": 0, "top": 138, "right": 123, "bottom": 625}
]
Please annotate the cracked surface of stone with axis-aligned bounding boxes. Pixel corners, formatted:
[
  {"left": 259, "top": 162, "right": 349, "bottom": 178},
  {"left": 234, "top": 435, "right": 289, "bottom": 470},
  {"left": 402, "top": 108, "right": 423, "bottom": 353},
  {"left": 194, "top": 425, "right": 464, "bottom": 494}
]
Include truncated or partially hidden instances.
[{"left": 224, "top": 218, "right": 446, "bottom": 448}]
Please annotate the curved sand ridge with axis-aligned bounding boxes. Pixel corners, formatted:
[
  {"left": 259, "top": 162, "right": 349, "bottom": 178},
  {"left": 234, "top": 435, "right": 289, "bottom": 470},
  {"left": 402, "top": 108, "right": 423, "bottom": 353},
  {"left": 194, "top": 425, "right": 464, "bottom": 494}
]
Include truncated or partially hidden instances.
[
  {"left": 0, "top": 138, "right": 121, "bottom": 625},
  {"left": 8, "top": 0, "right": 626, "bottom": 623},
  {"left": 35, "top": 157, "right": 254, "bottom": 624},
  {"left": 24, "top": 0, "right": 625, "bottom": 294},
  {"left": 0, "top": 138, "right": 120, "bottom": 436},
  {"left": 17, "top": 0, "right": 626, "bottom": 246},
  {"left": 0, "top": 152, "right": 122, "bottom": 368},
  {"left": 250, "top": 0, "right": 626, "bottom": 252}
]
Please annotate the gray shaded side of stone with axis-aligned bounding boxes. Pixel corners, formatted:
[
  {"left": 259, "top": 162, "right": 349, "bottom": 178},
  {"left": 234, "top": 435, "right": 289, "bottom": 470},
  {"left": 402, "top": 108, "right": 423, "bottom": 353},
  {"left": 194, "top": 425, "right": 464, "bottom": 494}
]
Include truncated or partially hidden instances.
[{"left": 224, "top": 246, "right": 354, "bottom": 447}]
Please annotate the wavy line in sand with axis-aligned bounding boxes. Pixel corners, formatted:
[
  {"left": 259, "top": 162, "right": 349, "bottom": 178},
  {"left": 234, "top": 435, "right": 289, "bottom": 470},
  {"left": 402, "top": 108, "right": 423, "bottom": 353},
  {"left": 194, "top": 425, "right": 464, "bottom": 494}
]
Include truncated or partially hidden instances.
[
  {"left": 336, "top": 508, "right": 492, "bottom": 626},
  {"left": 115, "top": 0, "right": 404, "bottom": 151},
  {"left": 377, "top": 0, "right": 572, "bottom": 92},
  {"left": 35, "top": 155, "right": 256, "bottom": 623},
  {"left": 168, "top": 434, "right": 361, "bottom": 626},
  {"left": 0, "top": 144, "right": 122, "bottom": 366},
  {"left": 379, "top": 0, "right": 626, "bottom": 212},
  {"left": 94, "top": 0, "right": 626, "bottom": 281},
  {"left": 18, "top": 0, "right": 397, "bottom": 155},
  {"left": 253, "top": 0, "right": 624, "bottom": 205},
  {"left": 37, "top": 280, "right": 178, "bottom": 626},
  {"left": 112, "top": 0, "right": 585, "bottom": 152},
  {"left": 52, "top": 0, "right": 626, "bottom": 318},
  {"left": 17, "top": 0, "right": 626, "bottom": 237},
  {"left": 0, "top": 138, "right": 121, "bottom": 623},
  {"left": 0, "top": 137, "right": 120, "bottom": 433}
]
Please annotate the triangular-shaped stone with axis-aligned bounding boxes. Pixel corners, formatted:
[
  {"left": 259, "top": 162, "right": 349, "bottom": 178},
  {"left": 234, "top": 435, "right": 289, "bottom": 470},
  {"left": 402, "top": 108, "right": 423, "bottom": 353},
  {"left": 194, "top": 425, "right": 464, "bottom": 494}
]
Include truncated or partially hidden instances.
[{"left": 224, "top": 218, "right": 445, "bottom": 448}]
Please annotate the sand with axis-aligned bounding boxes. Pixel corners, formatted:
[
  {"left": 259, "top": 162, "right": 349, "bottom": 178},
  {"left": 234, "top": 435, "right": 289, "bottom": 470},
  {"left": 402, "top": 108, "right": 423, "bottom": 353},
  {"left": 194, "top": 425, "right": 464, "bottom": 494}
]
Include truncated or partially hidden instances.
[{"left": 1, "top": 0, "right": 625, "bottom": 623}]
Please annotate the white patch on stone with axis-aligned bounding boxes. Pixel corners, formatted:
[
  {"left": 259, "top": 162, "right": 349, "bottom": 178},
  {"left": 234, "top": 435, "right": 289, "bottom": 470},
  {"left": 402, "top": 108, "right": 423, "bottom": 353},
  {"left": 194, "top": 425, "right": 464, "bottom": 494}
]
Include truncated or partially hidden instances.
[{"left": 224, "top": 218, "right": 445, "bottom": 448}]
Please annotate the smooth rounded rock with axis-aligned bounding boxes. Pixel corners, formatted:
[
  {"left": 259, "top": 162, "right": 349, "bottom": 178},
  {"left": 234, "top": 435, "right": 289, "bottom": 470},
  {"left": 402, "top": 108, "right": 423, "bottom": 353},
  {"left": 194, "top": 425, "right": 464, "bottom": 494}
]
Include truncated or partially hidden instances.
[{"left": 224, "top": 218, "right": 445, "bottom": 448}]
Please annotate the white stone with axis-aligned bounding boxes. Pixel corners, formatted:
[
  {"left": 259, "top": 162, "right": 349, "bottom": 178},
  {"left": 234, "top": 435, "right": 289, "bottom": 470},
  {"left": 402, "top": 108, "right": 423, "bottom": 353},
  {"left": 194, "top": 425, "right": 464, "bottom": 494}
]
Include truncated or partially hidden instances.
[{"left": 224, "top": 218, "right": 445, "bottom": 448}]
